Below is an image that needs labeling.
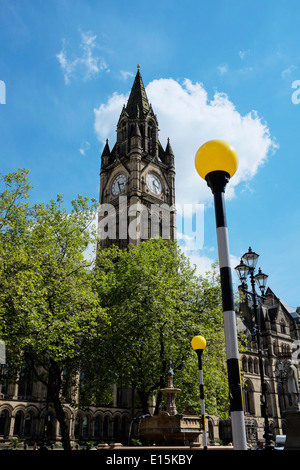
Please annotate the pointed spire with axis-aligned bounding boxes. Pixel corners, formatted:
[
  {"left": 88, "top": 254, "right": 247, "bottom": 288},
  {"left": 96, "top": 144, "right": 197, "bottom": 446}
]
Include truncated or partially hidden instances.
[
  {"left": 101, "top": 139, "right": 110, "bottom": 156},
  {"left": 164, "top": 138, "right": 175, "bottom": 167},
  {"left": 126, "top": 66, "right": 150, "bottom": 118},
  {"left": 101, "top": 139, "right": 111, "bottom": 168},
  {"left": 165, "top": 138, "right": 174, "bottom": 156}
]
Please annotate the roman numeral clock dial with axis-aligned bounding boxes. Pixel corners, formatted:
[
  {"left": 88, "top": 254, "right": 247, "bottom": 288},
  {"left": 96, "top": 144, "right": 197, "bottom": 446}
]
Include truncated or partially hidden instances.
[
  {"left": 146, "top": 173, "right": 162, "bottom": 195},
  {"left": 111, "top": 174, "right": 126, "bottom": 195}
]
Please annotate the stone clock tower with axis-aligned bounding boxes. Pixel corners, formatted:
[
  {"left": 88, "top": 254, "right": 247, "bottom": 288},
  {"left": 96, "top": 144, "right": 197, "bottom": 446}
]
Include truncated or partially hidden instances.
[{"left": 98, "top": 67, "right": 176, "bottom": 248}]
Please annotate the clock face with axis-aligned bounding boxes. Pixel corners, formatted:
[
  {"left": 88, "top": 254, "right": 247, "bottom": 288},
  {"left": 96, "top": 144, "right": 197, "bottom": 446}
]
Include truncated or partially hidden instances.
[
  {"left": 146, "top": 173, "right": 162, "bottom": 195},
  {"left": 111, "top": 174, "right": 126, "bottom": 195}
]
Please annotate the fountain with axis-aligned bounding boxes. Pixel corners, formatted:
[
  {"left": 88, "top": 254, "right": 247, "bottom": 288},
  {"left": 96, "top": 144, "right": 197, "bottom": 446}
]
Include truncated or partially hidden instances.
[{"left": 139, "top": 362, "right": 202, "bottom": 446}]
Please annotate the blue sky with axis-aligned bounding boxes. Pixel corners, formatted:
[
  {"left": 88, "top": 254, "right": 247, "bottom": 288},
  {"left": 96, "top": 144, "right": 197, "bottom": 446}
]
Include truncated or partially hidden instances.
[{"left": 1, "top": 0, "right": 300, "bottom": 309}]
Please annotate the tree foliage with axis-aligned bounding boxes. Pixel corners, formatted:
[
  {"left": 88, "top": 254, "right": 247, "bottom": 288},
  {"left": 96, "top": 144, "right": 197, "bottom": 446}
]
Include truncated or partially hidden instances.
[
  {"left": 0, "top": 169, "right": 106, "bottom": 450},
  {"left": 93, "top": 239, "right": 230, "bottom": 417}
]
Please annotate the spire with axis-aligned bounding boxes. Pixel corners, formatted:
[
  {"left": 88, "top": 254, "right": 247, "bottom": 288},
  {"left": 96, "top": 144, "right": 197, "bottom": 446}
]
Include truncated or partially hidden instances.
[
  {"left": 164, "top": 138, "right": 175, "bottom": 167},
  {"left": 165, "top": 138, "right": 174, "bottom": 156},
  {"left": 101, "top": 138, "right": 110, "bottom": 156},
  {"left": 126, "top": 66, "right": 150, "bottom": 118},
  {"left": 100, "top": 139, "right": 111, "bottom": 168}
]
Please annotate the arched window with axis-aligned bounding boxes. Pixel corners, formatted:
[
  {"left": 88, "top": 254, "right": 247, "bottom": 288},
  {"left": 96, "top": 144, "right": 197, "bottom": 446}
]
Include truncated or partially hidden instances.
[
  {"left": 74, "top": 415, "right": 80, "bottom": 438},
  {"left": 0, "top": 364, "right": 8, "bottom": 396},
  {"left": 62, "top": 369, "right": 72, "bottom": 401},
  {"left": 264, "top": 360, "right": 270, "bottom": 376},
  {"left": 13, "top": 410, "right": 24, "bottom": 436},
  {"left": 44, "top": 412, "right": 54, "bottom": 438},
  {"left": 280, "top": 321, "right": 286, "bottom": 334},
  {"left": 94, "top": 415, "right": 102, "bottom": 438},
  {"left": 113, "top": 415, "right": 121, "bottom": 441},
  {"left": 24, "top": 411, "right": 34, "bottom": 437},
  {"left": 82, "top": 415, "right": 88, "bottom": 438},
  {"left": 103, "top": 415, "right": 110, "bottom": 440},
  {"left": 243, "top": 380, "right": 255, "bottom": 415},
  {"left": 0, "top": 409, "right": 10, "bottom": 436},
  {"left": 121, "top": 122, "right": 126, "bottom": 140},
  {"left": 18, "top": 366, "right": 33, "bottom": 399},
  {"left": 121, "top": 416, "right": 129, "bottom": 442},
  {"left": 265, "top": 383, "right": 274, "bottom": 417},
  {"left": 74, "top": 413, "right": 89, "bottom": 439}
]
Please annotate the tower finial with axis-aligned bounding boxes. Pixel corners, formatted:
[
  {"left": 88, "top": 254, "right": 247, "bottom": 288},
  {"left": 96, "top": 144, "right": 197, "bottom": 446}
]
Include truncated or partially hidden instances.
[{"left": 137, "top": 64, "right": 140, "bottom": 69}]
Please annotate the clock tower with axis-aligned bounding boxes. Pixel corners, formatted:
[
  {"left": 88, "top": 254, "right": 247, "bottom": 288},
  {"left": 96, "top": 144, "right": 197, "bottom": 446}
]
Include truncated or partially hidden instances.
[{"left": 98, "top": 67, "right": 176, "bottom": 248}]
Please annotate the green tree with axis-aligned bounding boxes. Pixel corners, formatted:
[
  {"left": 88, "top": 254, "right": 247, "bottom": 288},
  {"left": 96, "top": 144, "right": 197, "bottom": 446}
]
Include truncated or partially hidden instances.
[
  {"left": 0, "top": 169, "right": 107, "bottom": 450},
  {"left": 93, "top": 239, "right": 229, "bottom": 417}
]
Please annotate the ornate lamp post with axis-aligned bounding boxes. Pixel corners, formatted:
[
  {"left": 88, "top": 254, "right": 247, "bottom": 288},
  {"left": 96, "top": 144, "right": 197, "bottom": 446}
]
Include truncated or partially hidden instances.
[
  {"left": 235, "top": 247, "right": 274, "bottom": 449},
  {"left": 191, "top": 335, "right": 207, "bottom": 450},
  {"left": 195, "top": 140, "right": 247, "bottom": 450}
]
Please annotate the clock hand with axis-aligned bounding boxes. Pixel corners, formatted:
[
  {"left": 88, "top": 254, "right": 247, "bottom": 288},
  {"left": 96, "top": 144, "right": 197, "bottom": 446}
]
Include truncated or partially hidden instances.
[{"left": 153, "top": 180, "right": 160, "bottom": 192}]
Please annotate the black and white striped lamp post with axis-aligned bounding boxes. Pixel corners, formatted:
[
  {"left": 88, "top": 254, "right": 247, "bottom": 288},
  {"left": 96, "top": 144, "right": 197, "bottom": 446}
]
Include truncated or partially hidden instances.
[
  {"left": 195, "top": 140, "right": 247, "bottom": 450},
  {"left": 191, "top": 335, "right": 207, "bottom": 450}
]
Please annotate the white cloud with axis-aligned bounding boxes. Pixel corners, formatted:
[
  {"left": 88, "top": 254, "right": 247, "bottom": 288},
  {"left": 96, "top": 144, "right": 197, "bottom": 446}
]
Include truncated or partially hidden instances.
[
  {"left": 94, "top": 91, "right": 128, "bottom": 142},
  {"left": 94, "top": 78, "right": 276, "bottom": 205},
  {"left": 120, "top": 70, "right": 134, "bottom": 80},
  {"left": 56, "top": 42, "right": 77, "bottom": 85},
  {"left": 239, "top": 49, "right": 250, "bottom": 60},
  {"left": 56, "top": 31, "right": 109, "bottom": 84},
  {"left": 281, "top": 65, "right": 297, "bottom": 79},
  {"left": 79, "top": 140, "right": 91, "bottom": 156},
  {"left": 185, "top": 251, "right": 216, "bottom": 275},
  {"left": 93, "top": 77, "right": 277, "bottom": 271},
  {"left": 145, "top": 79, "right": 277, "bottom": 204},
  {"left": 217, "top": 64, "right": 229, "bottom": 75}
]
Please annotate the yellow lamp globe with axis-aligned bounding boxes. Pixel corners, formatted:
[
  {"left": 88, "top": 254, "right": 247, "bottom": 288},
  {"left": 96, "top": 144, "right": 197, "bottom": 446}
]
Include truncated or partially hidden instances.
[
  {"left": 195, "top": 140, "right": 238, "bottom": 180},
  {"left": 191, "top": 335, "right": 206, "bottom": 351}
]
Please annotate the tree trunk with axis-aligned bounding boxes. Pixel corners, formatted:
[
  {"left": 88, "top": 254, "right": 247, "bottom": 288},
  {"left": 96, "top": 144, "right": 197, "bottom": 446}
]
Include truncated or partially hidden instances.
[
  {"left": 138, "top": 391, "right": 150, "bottom": 415},
  {"left": 52, "top": 391, "right": 72, "bottom": 451},
  {"left": 49, "top": 360, "right": 72, "bottom": 451},
  {"left": 154, "top": 390, "right": 162, "bottom": 415}
]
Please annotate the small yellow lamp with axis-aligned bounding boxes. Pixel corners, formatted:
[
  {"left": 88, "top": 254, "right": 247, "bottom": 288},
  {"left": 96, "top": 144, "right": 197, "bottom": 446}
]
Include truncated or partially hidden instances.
[
  {"left": 191, "top": 335, "right": 207, "bottom": 450},
  {"left": 195, "top": 139, "right": 238, "bottom": 181},
  {"left": 191, "top": 335, "right": 206, "bottom": 351}
]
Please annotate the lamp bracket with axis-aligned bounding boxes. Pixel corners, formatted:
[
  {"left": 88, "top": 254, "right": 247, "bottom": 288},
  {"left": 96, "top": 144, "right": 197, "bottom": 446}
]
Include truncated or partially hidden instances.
[{"left": 205, "top": 170, "right": 230, "bottom": 193}]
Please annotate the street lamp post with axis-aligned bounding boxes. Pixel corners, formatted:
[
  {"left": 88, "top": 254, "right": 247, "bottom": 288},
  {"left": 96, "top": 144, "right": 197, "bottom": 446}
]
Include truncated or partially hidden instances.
[
  {"left": 235, "top": 247, "right": 274, "bottom": 450},
  {"left": 191, "top": 335, "right": 207, "bottom": 450},
  {"left": 195, "top": 140, "right": 247, "bottom": 450}
]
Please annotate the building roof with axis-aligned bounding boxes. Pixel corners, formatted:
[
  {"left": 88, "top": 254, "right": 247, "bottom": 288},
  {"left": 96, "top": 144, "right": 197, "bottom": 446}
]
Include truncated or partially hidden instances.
[
  {"left": 264, "top": 287, "right": 300, "bottom": 323},
  {"left": 279, "top": 298, "right": 300, "bottom": 323},
  {"left": 125, "top": 67, "right": 150, "bottom": 118}
]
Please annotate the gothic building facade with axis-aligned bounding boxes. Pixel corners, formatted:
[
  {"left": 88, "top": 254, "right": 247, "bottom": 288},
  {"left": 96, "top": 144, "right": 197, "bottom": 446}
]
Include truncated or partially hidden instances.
[
  {"left": 98, "top": 66, "right": 176, "bottom": 249},
  {"left": 0, "top": 68, "right": 299, "bottom": 448},
  {"left": 236, "top": 287, "right": 300, "bottom": 445}
]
